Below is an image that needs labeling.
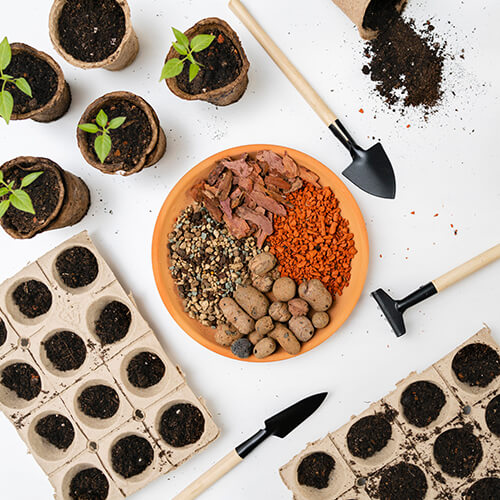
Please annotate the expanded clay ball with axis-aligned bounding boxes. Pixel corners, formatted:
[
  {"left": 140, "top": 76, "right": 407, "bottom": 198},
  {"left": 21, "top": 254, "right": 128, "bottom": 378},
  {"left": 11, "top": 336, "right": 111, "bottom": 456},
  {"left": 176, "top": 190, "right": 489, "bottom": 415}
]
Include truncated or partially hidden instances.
[
  {"left": 215, "top": 324, "right": 243, "bottom": 347},
  {"left": 249, "top": 252, "right": 276, "bottom": 275},
  {"left": 288, "top": 298, "right": 309, "bottom": 317},
  {"left": 272, "top": 277, "right": 296, "bottom": 302},
  {"left": 252, "top": 273, "right": 274, "bottom": 293},
  {"left": 289, "top": 316, "right": 315, "bottom": 342},
  {"left": 269, "top": 302, "right": 291, "bottom": 322},
  {"left": 231, "top": 338, "right": 253, "bottom": 359},
  {"left": 312, "top": 311, "right": 330, "bottom": 329},
  {"left": 255, "top": 316, "right": 274, "bottom": 336}
]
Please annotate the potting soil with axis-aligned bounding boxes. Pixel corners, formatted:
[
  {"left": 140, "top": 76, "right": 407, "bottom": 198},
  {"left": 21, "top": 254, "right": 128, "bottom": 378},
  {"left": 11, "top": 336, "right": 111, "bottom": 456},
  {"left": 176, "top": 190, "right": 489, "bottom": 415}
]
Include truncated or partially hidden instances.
[
  {"left": 127, "top": 351, "right": 165, "bottom": 389},
  {"left": 452, "top": 343, "right": 500, "bottom": 388},
  {"left": 485, "top": 394, "right": 500, "bottom": 437},
  {"left": 35, "top": 413, "right": 75, "bottom": 450},
  {"left": 0, "top": 319, "right": 6, "bottom": 347},
  {"left": 160, "top": 403, "right": 205, "bottom": 448},
  {"left": 12, "top": 279, "right": 52, "bottom": 319},
  {"left": 1, "top": 362, "right": 41, "bottom": 401},
  {"left": 297, "top": 452, "right": 335, "bottom": 490},
  {"left": 94, "top": 300, "right": 131, "bottom": 345},
  {"left": 55, "top": 246, "right": 99, "bottom": 288},
  {"left": 111, "top": 435, "right": 154, "bottom": 479},
  {"left": 43, "top": 331, "right": 87, "bottom": 372},
  {"left": 400, "top": 381, "right": 446, "bottom": 428},
  {"left": 69, "top": 467, "right": 109, "bottom": 500},
  {"left": 363, "top": 0, "right": 401, "bottom": 31},
  {"left": 78, "top": 384, "right": 120, "bottom": 419},
  {"left": 346, "top": 414, "right": 392, "bottom": 459},
  {"left": 465, "top": 477, "right": 500, "bottom": 499},
  {"left": 378, "top": 462, "right": 428, "bottom": 500}
]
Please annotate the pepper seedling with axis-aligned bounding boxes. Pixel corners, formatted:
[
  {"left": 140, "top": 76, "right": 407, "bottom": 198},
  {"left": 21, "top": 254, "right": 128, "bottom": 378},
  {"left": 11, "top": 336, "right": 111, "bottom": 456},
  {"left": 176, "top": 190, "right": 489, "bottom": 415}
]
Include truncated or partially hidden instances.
[
  {"left": 78, "top": 109, "right": 126, "bottom": 163},
  {"left": 0, "top": 169, "right": 43, "bottom": 218},
  {"left": 0, "top": 36, "right": 33, "bottom": 124},
  {"left": 160, "top": 27, "right": 215, "bottom": 82}
]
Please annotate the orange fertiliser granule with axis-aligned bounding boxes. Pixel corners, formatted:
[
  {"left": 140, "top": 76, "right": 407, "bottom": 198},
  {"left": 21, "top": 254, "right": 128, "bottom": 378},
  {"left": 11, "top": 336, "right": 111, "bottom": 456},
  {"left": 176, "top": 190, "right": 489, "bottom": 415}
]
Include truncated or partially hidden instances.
[{"left": 267, "top": 183, "right": 357, "bottom": 296}]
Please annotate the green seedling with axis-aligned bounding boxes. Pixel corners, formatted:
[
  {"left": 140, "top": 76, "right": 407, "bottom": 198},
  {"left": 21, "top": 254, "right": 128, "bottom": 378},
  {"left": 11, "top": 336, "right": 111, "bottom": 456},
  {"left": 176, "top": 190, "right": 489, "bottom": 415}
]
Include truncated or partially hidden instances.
[
  {"left": 160, "top": 27, "right": 215, "bottom": 82},
  {"left": 0, "top": 36, "right": 33, "bottom": 124},
  {"left": 78, "top": 109, "right": 126, "bottom": 163},
  {"left": 0, "top": 169, "right": 43, "bottom": 218}
]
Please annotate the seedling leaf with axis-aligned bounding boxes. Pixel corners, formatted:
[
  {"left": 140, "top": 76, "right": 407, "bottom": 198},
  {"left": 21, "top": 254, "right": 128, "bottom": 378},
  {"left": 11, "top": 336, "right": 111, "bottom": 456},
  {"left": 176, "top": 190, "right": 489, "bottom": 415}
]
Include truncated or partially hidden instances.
[
  {"left": 15, "top": 77, "right": 32, "bottom": 97},
  {"left": 108, "top": 116, "right": 126, "bottom": 129},
  {"left": 160, "top": 58, "right": 183, "bottom": 80},
  {"left": 96, "top": 109, "right": 108, "bottom": 128},
  {"left": 0, "top": 187, "right": 8, "bottom": 197},
  {"left": 191, "top": 34, "right": 215, "bottom": 53},
  {"left": 79, "top": 123, "right": 99, "bottom": 134},
  {"left": 21, "top": 171, "right": 43, "bottom": 188},
  {"left": 0, "top": 200, "right": 10, "bottom": 218},
  {"left": 10, "top": 189, "right": 35, "bottom": 214},
  {"left": 172, "top": 28, "right": 189, "bottom": 51},
  {"left": 0, "top": 170, "right": 3, "bottom": 183},
  {"left": 95, "top": 133, "right": 112, "bottom": 163},
  {"left": 0, "top": 90, "right": 14, "bottom": 124},
  {"left": 189, "top": 63, "right": 200, "bottom": 82},
  {"left": 173, "top": 42, "right": 188, "bottom": 56},
  {"left": 0, "top": 37, "right": 11, "bottom": 71}
]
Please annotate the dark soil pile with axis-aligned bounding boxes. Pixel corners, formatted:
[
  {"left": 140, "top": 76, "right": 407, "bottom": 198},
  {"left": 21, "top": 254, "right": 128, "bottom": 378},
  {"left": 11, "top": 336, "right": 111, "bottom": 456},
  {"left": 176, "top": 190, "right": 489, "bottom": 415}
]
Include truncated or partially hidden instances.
[
  {"left": 433, "top": 426, "right": 482, "bottom": 478},
  {"left": 297, "top": 452, "right": 335, "bottom": 490},
  {"left": 400, "top": 381, "right": 446, "bottom": 428},
  {"left": 177, "top": 29, "right": 242, "bottom": 95},
  {"left": 1, "top": 362, "right": 41, "bottom": 401},
  {"left": 5, "top": 52, "right": 58, "bottom": 114},
  {"left": 12, "top": 280, "right": 52, "bottom": 319},
  {"left": 58, "top": 0, "right": 126, "bottom": 62},
  {"left": 78, "top": 384, "right": 120, "bottom": 419},
  {"left": 347, "top": 415, "right": 392, "bottom": 459},
  {"left": 83, "top": 100, "right": 153, "bottom": 171},
  {"left": 465, "top": 477, "right": 500, "bottom": 500},
  {"left": 452, "top": 343, "right": 500, "bottom": 388},
  {"left": 69, "top": 467, "right": 109, "bottom": 500},
  {"left": 35, "top": 414, "right": 75, "bottom": 450},
  {"left": 127, "top": 351, "right": 165, "bottom": 389},
  {"left": 43, "top": 331, "right": 87, "bottom": 372},
  {"left": 160, "top": 403, "right": 205, "bottom": 447},
  {"left": 363, "top": 0, "right": 401, "bottom": 31},
  {"left": 485, "top": 395, "right": 500, "bottom": 437},
  {"left": 111, "top": 435, "right": 154, "bottom": 479},
  {"left": 0, "top": 318, "right": 6, "bottom": 347},
  {"left": 95, "top": 300, "right": 131, "bottom": 345},
  {"left": 1, "top": 166, "right": 61, "bottom": 237},
  {"left": 378, "top": 462, "right": 428, "bottom": 500},
  {"left": 56, "top": 246, "right": 99, "bottom": 288}
]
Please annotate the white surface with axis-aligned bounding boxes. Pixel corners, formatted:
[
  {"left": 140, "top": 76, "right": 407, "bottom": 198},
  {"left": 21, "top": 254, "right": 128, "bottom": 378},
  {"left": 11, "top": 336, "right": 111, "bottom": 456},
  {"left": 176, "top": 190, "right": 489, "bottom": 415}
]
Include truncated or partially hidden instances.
[{"left": 0, "top": 1, "right": 499, "bottom": 499}]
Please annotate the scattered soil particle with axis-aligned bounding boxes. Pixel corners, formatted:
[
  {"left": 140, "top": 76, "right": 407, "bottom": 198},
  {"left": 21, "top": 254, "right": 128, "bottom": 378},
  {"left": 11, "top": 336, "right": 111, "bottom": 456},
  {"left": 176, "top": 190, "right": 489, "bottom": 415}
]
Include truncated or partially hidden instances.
[
  {"left": 452, "top": 343, "right": 500, "bottom": 388},
  {"left": 177, "top": 29, "right": 242, "bottom": 95},
  {"left": 400, "top": 381, "right": 446, "bottom": 428},
  {"left": 55, "top": 246, "right": 99, "bottom": 288},
  {"left": 94, "top": 300, "right": 131, "bottom": 345},
  {"left": 58, "top": 0, "right": 126, "bottom": 63},
  {"left": 160, "top": 403, "right": 205, "bottom": 447},
  {"left": 433, "top": 426, "right": 482, "bottom": 478},
  {"left": 35, "top": 413, "right": 75, "bottom": 450},
  {"left": 5, "top": 51, "right": 58, "bottom": 115},
  {"left": 378, "top": 462, "right": 428, "bottom": 500},
  {"left": 363, "top": 0, "right": 401, "bottom": 31},
  {"left": 297, "top": 452, "right": 335, "bottom": 490},
  {"left": 127, "top": 351, "right": 165, "bottom": 389},
  {"left": 1, "top": 166, "right": 61, "bottom": 237},
  {"left": 69, "top": 467, "right": 109, "bottom": 500},
  {"left": 0, "top": 318, "right": 6, "bottom": 347},
  {"left": 485, "top": 394, "right": 500, "bottom": 437},
  {"left": 12, "top": 279, "right": 52, "bottom": 319},
  {"left": 465, "top": 477, "right": 500, "bottom": 500},
  {"left": 111, "top": 435, "right": 154, "bottom": 478},
  {"left": 43, "top": 331, "right": 87, "bottom": 372},
  {"left": 347, "top": 415, "right": 392, "bottom": 459},
  {"left": 1, "top": 362, "right": 41, "bottom": 401},
  {"left": 78, "top": 384, "right": 120, "bottom": 419}
]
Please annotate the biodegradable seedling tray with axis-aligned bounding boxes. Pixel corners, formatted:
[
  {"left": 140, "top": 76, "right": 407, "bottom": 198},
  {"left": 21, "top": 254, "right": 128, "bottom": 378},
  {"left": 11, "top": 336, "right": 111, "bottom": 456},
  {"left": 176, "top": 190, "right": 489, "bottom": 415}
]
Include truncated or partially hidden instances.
[
  {"left": 280, "top": 326, "right": 500, "bottom": 499},
  {"left": 0, "top": 231, "right": 219, "bottom": 499}
]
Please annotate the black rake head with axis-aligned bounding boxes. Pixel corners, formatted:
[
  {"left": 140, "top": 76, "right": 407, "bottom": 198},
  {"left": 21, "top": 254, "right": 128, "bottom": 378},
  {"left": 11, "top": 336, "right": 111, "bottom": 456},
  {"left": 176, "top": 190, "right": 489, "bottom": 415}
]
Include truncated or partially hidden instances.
[{"left": 371, "top": 288, "right": 407, "bottom": 337}]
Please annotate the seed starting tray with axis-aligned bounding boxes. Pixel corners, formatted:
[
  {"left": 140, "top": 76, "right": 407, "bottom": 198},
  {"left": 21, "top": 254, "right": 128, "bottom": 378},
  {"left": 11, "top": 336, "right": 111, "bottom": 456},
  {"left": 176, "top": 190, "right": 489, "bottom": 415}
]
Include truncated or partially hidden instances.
[
  {"left": 0, "top": 231, "right": 219, "bottom": 499},
  {"left": 280, "top": 327, "right": 500, "bottom": 499}
]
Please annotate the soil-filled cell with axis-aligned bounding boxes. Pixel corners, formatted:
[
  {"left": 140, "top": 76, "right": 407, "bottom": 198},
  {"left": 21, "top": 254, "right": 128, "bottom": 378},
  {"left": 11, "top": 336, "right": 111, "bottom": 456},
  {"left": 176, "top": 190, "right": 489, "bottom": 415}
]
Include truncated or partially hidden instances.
[
  {"left": 78, "top": 384, "right": 120, "bottom": 419},
  {"left": 297, "top": 452, "right": 335, "bottom": 490},
  {"left": 35, "top": 413, "right": 75, "bottom": 450},
  {"left": 111, "top": 435, "right": 154, "bottom": 479},
  {"left": 377, "top": 462, "right": 428, "bottom": 500},
  {"left": 452, "top": 343, "right": 500, "bottom": 388},
  {"left": 56, "top": 246, "right": 99, "bottom": 289},
  {"left": 95, "top": 301, "right": 131, "bottom": 345},
  {"left": 69, "top": 467, "right": 110, "bottom": 500},
  {"left": 346, "top": 415, "right": 392, "bottom": 459},
  {"left": 1, "top": 362, "right": 41, "bottom": 401},
  {"left": 485, "top": 395, "right": 500, "bottom": 437},
  {"left": 160, "top": 403, "right": 205, "bottom": 448},
  {"left": 13, "top": 280, "right": 52, "bottom": 319},
  {"left": 0, "top": 318, "right": 6, "bottom": 347},
  {"left": 465, "top": 477, "right": 500, "bottom": 499},
  {"left": 400, "top": 380, "right": 446, "bottom": 428},
  {"left": 127, "top": 352, "right": 165, "bottom": 389},
  {"left": 433, "top": 426, "right": 483, "bottom": 478},
  {"left": 43, "top": 331, "right": 87, "bottom": 372}
]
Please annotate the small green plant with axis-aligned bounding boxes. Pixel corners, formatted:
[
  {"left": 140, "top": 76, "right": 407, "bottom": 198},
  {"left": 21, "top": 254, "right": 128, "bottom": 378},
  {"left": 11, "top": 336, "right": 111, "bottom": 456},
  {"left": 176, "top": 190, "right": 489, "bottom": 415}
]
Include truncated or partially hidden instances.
[
  {"left": 160, "top": 27, "right": 215, "bottom": 83},
  {"left": 78, "top": 109, "right": 126, "bottom": 163},
  {"left": 0, "top": 169, "right": 43, "bottom": 218},
  {"left": 0, "top": 37, "right": 33, "bottom": 124}
]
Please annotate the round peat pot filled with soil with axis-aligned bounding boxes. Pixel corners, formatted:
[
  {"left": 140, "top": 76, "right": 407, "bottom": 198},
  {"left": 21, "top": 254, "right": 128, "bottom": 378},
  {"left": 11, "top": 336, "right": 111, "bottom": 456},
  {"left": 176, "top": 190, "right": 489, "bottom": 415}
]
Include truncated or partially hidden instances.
[
  {"left": 0, "top": 361, "right": 42, "bottom": 407},
  {"left": 400, "top": 380, "right": 446, "bottom": 428},
  {"left": 49, "top": 0, "right": 138, "bottom": 71},
  {"left": 164, "top": 18, "right": 249, "bottom": 106},
  {"left": 6, "top": 43, "right": 71, "bottom": 123},
  {"left": 77, "top": 384, "right": 120, "bottom": 426},
  {"left": 42, "top": 330, "right": 87, "bottom": 374},
  {"left": 127, "top": 351, "right": 166, "bottom": 390},
  {"left": 55, "top": 246, "right": 99, "bottom": 291},
  {"left": 346, "top": 414, "right": 392, "bottom": 459},
  {"left": 67, "top": 467, "right": 110, "bottom": 500},
  {"left": 0, "top": 157, "right": 90, "bottom": 239},
  {"left": 92, "top": 299, "right": 132, "bottom": 346},
  {"left": 159, "top": 402, "right": 205, "bottom": 448},
  {"left": 433, "top": 426, "right": 483, "bottom": 478},
  {"left": 11, "top": 279, "right": 52, "bottom": 321},
  {"left": 297, "top": 452, "right": 335, "bottom": 490},
  {"left": 111, "top": 434, "right": 154, "bottom": 479},
  {"left": 77, "top": 92, "right": 166, "bottom": 175},
  {"left": 377, "top": 462, "right": 428, "bottom": 500},
  {"left": 485, "top": 394, "right": 500, "bottom": 437},
  {"left": 465, "top": 477, "right": 500, "bottom": 499},
  {"left": 31, "top": 413, "right": 75, "bottom": 460}
]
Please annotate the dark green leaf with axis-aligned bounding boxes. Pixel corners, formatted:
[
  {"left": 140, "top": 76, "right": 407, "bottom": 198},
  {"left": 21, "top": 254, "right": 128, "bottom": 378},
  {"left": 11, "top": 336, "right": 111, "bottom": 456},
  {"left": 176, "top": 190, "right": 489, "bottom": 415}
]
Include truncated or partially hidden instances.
[
  {"left": 15, "top": 77, "right": 32, "bottom": 97},
  {"left": 95, "top": 133, "right": 112, "bottom": 163},
  {"left": 190, "top": 34, "right": 215, "bottom": 53},
  {"left": 0, "top": 200, "right": 10, "bottom": 218},
  {"left": 96, "top": 109, "right": 108, "bottom": 129},
  {"left": 0, "top": 37, "right": 11, "bottom": 71},
  {"left": 21, "top": 171, "right": 43, "bottom": 188},
  {"left": 10, "top": 189, "right": 35, "bottom": 214},
  {"left": 173, "top": 42, "right": 188, "bottom": 56},
  {"left": 0, "top": 90, "right": 14, "bottom": 124},
  {"left": 108, "top": 116, "right": 126, "bottom": 130},
  {"left": 189, "top": 63, "right": 200, "bottom": 82},
  {"left": 79, "top": 123, "right": 99, "bottom": 134},
  {"left": 172, "top": 28, "right": 189, "bottom": 51},
  {"left": 160, "top": 58, "right": 184, "bottom": 80}
]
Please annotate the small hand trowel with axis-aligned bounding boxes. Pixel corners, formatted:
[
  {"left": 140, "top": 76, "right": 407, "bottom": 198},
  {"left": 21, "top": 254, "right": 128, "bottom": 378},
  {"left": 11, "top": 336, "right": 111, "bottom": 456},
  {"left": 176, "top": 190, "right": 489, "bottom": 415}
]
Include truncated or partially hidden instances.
[
  {"left": 173, "top": 392, "right": 327, "bottom": 500},
  {"left": 229, "top": 0, "right": 396, "bottom": 199}
]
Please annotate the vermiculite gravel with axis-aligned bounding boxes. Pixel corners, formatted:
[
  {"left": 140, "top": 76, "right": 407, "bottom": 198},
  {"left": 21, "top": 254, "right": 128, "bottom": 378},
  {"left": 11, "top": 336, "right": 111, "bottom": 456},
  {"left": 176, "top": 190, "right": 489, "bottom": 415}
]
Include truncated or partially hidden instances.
[{"left": 168, "top": 204, "right": 261, "bottom": 328}]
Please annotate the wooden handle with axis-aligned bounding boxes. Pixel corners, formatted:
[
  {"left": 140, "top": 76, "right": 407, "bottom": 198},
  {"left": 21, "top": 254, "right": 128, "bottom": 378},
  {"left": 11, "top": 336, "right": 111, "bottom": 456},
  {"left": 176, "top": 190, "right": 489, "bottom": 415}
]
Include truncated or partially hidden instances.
[
  {"left": 173, "top": 449, "right": 243, "bottom": 500},
  {"left": 229, "top": 0, "right": 337, "bottom": 127},
  {"left": 432, "top": 243, "right": 500, "bottom": 293}
]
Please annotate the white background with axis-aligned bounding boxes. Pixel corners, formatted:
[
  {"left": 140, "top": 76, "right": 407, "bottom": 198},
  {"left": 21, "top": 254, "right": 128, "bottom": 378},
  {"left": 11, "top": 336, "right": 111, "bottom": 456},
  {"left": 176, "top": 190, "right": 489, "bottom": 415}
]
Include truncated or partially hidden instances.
[{"left": 0, "top": 1, "right": 499, "bottom": 499}]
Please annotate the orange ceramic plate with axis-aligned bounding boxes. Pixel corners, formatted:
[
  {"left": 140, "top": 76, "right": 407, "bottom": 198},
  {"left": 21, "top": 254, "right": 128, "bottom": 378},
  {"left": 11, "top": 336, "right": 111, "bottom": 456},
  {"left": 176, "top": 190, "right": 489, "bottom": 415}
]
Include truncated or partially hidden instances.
[{"left": 152, "top": 145, "right": 369, "bottom": 362}]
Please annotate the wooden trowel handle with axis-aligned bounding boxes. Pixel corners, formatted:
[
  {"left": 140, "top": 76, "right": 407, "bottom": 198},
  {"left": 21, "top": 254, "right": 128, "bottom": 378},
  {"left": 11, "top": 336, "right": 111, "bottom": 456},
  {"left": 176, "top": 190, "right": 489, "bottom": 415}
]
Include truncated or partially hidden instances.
[
  {"left": 229, "top": 0, "right": 338, "bottom": 127},
  {"left": 432, "top": 243, "right": 500, "bottom": 293}
]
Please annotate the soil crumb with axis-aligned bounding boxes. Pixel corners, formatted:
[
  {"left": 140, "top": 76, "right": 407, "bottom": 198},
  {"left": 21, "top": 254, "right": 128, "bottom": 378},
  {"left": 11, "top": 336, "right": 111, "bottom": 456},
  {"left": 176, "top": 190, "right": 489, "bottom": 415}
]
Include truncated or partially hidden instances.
[
  {"left": 111, "top": 435, "right": 154, "bottom": 479},
  {"left": 378, "top": 462, "right": 428, "bottom": 500},
  {"left": 69, "top": 467, "right": 109, "bottom": 500},
  {"left": 127, "top": 351, "right": 166, "bottom": 389},
  {"left": 347, "top": 414, "right": 392, "bottom": 459},
  {"left": 400, "top": 381, "right": 446, "bottom": 428},
  {"left": 1, "top": 362, "right": 41, "bottom": 401},
  {"left": 160, "top": 403, "right": 205, "bottom": 448},
  {"left": 297, "top": 452, "right": 335, "bottom": 490},
  {"left": 56, "top": 246, "right": 99, "bottom": 288},
  {"left": 35, "top": 413, "right": 75, "bottom": 450}
]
